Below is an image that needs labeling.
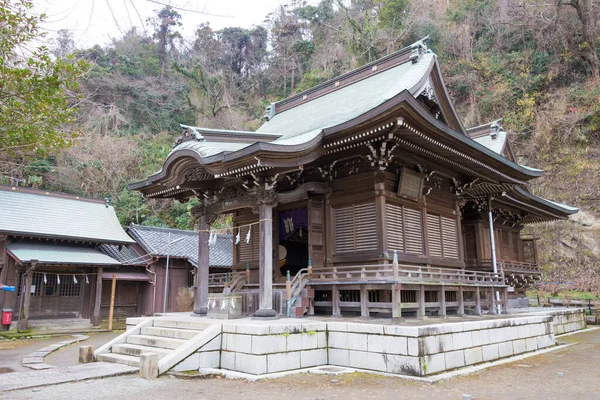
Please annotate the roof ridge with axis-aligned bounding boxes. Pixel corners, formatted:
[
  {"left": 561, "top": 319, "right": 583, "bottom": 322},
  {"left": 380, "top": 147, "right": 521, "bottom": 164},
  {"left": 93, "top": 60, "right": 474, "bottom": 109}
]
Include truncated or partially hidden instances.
[
  {"left": 267, "top": 36, "right": 431, "bottom": 117},
  {"left": 128, "top": 223, "right": 233, "bottom": 237},
  {"left": 0, "top": 184, "right": 107, "bottom": 205}
]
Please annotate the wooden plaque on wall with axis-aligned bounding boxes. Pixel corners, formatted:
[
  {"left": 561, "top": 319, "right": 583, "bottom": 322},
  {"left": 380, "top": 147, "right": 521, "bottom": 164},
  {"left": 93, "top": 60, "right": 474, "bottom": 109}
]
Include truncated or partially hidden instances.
[{"left": 397, "top": 167, "right": 423, "bottom": 201}]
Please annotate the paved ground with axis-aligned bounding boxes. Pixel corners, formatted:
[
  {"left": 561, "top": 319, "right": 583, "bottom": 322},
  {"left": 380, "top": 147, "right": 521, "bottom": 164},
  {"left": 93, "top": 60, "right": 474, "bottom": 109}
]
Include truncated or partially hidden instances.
[
  {"left": 1, "top": 329, "right": 598, "bottom": 399},
  {"left": 0, "top": 331, "right": 120, "bottom": 374}
]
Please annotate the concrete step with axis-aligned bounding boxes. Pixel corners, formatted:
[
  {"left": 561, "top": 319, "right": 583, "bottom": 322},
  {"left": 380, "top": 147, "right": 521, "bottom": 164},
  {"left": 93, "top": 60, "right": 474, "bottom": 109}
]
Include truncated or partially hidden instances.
[
  {"left": 96, "top": 353, "right": 140, "bottom": 367},
  {"left": 127, "top": 334, "right": 186, "bottom": 350},
  {"left": 141, "top": 326, "right": 201, "bottom": 340},
  {"left": 152, "top": 319, "right": 212, "bottom": 331},
  {"left": 112, "top": 343, "right": 172, "bottom": 359}
]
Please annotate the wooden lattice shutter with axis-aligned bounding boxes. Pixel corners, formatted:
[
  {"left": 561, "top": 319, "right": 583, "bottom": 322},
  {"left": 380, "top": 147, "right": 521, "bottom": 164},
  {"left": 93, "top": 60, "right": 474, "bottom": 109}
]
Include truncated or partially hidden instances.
[
  {"left": 238, "top": 224, "right": 259, "bottom": 262},
  {"left": 427, "top": 213, "right": 443, "bottom": 258},
  {"left": 404, "top": 207, "right": 423, "bottom": 255},
  {"left": 334, "top": 206, "right": 354, "bottom": 253},
  {"left": 334, "top": 202, "right": 377, "bottom": 253},
  {"left": 441, "top": 216, "right": 459, "bottom": 259},
  {"left": 386, "top": 203, "right": 404, "bottom": 252},
  {"left": 354, "top": 203, "right": 377, "bottom": 251}
]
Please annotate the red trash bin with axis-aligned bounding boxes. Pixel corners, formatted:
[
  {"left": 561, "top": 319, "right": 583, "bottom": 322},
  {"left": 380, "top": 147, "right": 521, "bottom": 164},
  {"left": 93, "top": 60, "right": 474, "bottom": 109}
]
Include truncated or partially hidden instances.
[{"left": 1, "top": 309, "right": 13, "bottom": 326}]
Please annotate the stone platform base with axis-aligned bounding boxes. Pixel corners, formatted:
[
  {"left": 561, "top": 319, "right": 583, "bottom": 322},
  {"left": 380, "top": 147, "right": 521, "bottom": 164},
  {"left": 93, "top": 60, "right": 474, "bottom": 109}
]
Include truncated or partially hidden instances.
[{"left": 126, "top": 308, "right": 586, "bottom": 377}]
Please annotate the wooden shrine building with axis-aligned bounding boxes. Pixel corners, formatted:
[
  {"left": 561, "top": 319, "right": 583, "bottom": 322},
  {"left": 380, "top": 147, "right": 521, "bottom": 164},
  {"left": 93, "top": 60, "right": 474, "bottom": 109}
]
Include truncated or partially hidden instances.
[
  {"left": 0, "top": 185, "right": 142, "bottom": 329},
  {"left": 130, "top": 38, "right": 577, "bottom": 319}
]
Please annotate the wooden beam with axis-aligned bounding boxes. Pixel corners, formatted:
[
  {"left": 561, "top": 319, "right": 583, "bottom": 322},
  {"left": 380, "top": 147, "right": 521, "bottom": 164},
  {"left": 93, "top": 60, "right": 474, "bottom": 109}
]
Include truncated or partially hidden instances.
[
  {"left": 489, "top": 286, "right": 497, "bottom": 315},
  {"left": 92, "top": 266, "right": 103, "bottom": 327},
  {"left": 194, "top": 215, "right": 209, "bottom": 315},
  {"left": 108, "top": 273, "right": 116, "bottom": 331},
  {"left": 19, "top": 264, "right": 34, "bottom": 330},
  {"left": 475, "top": 286, "right": 482, "bottom": 316},
  {"left": 439, "top": 285, "right": 447, "bottom": 318}
]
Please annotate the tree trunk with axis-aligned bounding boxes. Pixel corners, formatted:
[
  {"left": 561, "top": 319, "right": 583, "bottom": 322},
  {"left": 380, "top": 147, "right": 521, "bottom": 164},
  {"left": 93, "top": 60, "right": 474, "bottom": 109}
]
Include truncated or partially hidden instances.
[{"left": 570, "top": 0, "right": 599, "bottom": 80}]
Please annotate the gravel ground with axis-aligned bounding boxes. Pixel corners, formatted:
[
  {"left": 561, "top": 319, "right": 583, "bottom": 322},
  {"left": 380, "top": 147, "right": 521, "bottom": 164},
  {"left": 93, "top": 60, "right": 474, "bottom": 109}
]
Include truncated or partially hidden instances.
[{"left": 1, "top": 328, "right": 599, "bottom": 400}]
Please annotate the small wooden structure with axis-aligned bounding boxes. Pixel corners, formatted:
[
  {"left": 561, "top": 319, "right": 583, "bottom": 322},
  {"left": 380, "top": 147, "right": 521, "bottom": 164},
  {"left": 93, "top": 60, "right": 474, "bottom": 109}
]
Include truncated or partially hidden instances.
[
  {"left": 130, "top": 38, "right": 577, "bottom": 318},
  {"left": 0, "top": 186, "right": 143, "bottom": 328}
]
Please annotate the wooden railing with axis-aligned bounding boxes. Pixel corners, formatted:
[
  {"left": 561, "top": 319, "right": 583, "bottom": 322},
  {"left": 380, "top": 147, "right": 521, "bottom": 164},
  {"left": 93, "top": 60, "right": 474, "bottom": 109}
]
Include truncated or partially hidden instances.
[
  {"left": 466, "top": 259, "right": 539, "bottom": 274},
  {"left": 208, "top": 271, "right": 245, "bottom": 288},
  {"left": 309, "top": 263, "right": 504, "bottom": 286}
]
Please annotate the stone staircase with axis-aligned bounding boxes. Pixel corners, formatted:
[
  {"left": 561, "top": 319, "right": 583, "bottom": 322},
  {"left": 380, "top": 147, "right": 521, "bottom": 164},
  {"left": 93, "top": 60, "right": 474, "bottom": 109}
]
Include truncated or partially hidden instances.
[{"left": 96, "top": 319, "right": 212, "bottom": 368}]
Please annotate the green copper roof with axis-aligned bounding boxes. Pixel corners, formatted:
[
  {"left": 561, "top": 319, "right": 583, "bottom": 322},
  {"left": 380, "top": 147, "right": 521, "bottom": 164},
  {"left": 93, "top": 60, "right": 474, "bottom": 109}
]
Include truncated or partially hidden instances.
[
  {"left": 6, "top": 242, "right": 121, "bottom": 265},
  {"left": 258, "top": 53, "right": 434, "bottom": 138},
  {"left": 0, "top": 187, "right": 134, "bottom": 244}
]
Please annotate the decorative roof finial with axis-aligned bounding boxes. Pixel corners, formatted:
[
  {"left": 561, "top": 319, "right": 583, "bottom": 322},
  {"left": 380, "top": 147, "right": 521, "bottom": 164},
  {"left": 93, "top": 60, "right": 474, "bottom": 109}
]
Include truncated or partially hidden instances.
[
  {"left": 490, "top": 118, "right": 504, "bottom": 139},
  {"left": 174, "top": 125, "right": 204, "bottom": 148},
  {"left": 409, "top": 35, "right": 430, "bottom": 63},
  {"left": 263, "top": 103, "right": 276, "bottom": 121}
]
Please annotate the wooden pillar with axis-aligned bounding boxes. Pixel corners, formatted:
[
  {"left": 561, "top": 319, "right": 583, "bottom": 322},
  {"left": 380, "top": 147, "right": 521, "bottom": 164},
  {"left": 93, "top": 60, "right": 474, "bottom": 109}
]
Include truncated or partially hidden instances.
[
  {"left": 457, "top": 286, "right": 465, "bottom": 317},
  {"left": 92, "top": 266, "right": 103, "bottom": 326},
  {"left": 502, "top": 287, "right": 509, "bottom": 314},
  {"left": 489, "top": 286, "right": 497, "bottom": 315},
  {"left": 254, "top": 203, "right": 277, "bottom": 318},
  {"left": 360, "top": 286, "right": 369, "bottom": 318},
  {"left": 19, "top": 263, "right": 35, "bottom": 331},
  {"left": 417, "top": 285, "right": 426, "bottom": 318},
  {"left": 194, "top": 215, "right": 210, "bottom": 315},
  {"left": 475, "top": 286, "right": 482, "bottom": 316},
  {"left": 332, "top": 285, "right": 340, "bottom": 317},
  {"left": 374, "top": 179, "right": 387, "bottom": 262},
  {"left": 439, "top": 285, "right": 447, "bottom": 318}
]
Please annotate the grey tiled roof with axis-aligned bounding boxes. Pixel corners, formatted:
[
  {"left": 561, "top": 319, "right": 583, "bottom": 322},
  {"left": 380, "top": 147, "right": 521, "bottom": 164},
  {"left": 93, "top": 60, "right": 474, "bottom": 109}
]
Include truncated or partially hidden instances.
[
  {"left": 99, "top": 244, "right": 149, "bottom": 266},
  {"left": 0, "top": 186, "right": 134, "bottom": 244},
  {"left": 127, "top": 224, "right": 232, "bottom": 267}
]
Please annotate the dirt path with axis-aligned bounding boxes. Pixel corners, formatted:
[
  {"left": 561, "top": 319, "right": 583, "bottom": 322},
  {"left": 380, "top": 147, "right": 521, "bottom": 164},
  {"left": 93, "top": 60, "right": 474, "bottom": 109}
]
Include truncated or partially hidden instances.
[{"left": 3, "top": 329, "right": 599, "bottom": 400}]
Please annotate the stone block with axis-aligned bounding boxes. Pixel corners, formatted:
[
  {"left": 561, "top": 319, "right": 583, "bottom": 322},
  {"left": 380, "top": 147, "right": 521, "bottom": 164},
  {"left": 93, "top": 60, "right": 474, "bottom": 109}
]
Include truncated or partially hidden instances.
[
  {"left": 221, "top": 351, "right": 235, "bottom": 370},
  {"left": 79, "top": 346, "right": 94, "bottom": 364},
  {"left": 498, "top": 341, "right": 514, "bottom": 358},
  {"left": 139, "top": 353, "right": 158, "bottom": 379},
  {"left": 317, "top": 331, "right": 327, "bottom": 348},
  {"left": 368, "top": 335, "right": 407, "bottom": 355},
  {"left": 236, "top": 324, "right": 271, "bottom": 335},
  {"left": 300, "top": 349, "right": 327, "bottom": 368},
  {"left": 423, "top": 334, "right": 454, "bottom": 355},
  {"left": 488, "top": 328, "right": 503, "bottom": 344},
  {"left": 536, "top": 334, "right": 554, "bottom": 349},
  {"left": 386, "top": 355, "right": 420, "bottom": 376},
  {"left": 444, "top": 349, "right": 465, "bottom": 370},
  {"left": 252, "top": 334, "right": 286, "bottom": 355},
  {"left": 481, "top": 344, "right": 499, "bottom": 362},
  {"left": 512, "top": 339, "right": 526, "bottom": 355},
  {"left": 267, "top": 351, "right": 300, "bottom": 373},
  {"left": 517, "top": 324, "right": 531, "bottom": 339},
  {"left": 423, "top": 353, "right": 446, "bottom": 375},
  {"left": 328, "top": 348, "right": 349, "bottom": 366},
  {"left": 348, "top": 323, "right": 384, "bottom": 334},
  {"left": 471, "top": 329, "right": 490, "bottom": 346},
  {"left": 451, "top": 332, "right": 473, "bottom": 350},
  {"left": 464, "top": 347, "right": 483, "bottom": 366},
  {"left": 235, "top": 352, "right": 267, "bottom": 375},
  {"left": 199, "top": 351, "right": 220, "bottom": 368},
  {"left": 327, "top": 321, "right": 348, "bottom": 332},
  {"left": 407, "top": 337, "right": 420, "bottom": 356},
  {"left": 525, "top": 337, "right": 538, "bottom": 352},
  {"left": 222, "top": 324, "right": 237, "bottom": 333},
  {"left": 300, "top": 322, "right": 325, "bottom": 333},
  {"left": 172, "top": 353, "right": 199, "bottom": 372},
  {"left": 348, "top": 350, "right": 386, "bottom": 372},
  {"left": 383, "top": 325, "right": 419, "bottom": 337},
  {"left": 224, "top": 333, "right": 252, "bottom": 353},
  {"left": 200, "top": 336, "right": 221, "bottom": 352},
  {"left": 503, "top": 326, "right": 519, "bottom": 341}
]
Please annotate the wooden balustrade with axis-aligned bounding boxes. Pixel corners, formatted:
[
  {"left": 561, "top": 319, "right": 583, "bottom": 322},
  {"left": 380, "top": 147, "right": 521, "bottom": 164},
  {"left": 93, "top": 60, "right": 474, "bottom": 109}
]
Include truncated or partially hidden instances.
[{"left": 466, "top": 259, "right": 539, "bottom": 274}]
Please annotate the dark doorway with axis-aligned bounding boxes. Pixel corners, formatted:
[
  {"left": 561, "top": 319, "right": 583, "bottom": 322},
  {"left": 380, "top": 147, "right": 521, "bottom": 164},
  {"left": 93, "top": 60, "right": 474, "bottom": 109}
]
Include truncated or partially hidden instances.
[{"left": 279, "top": 208, "right": 309, "bottom": 277}]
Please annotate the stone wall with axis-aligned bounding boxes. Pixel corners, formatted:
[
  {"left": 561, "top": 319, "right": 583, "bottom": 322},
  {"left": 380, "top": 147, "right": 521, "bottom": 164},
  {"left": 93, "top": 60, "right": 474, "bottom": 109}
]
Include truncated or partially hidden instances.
[
  {"left": 526, "top": 308, "right": 586, "bottom": 335},
  {"left": 328, "top": 316, "right": 555, "bottom": 376}
]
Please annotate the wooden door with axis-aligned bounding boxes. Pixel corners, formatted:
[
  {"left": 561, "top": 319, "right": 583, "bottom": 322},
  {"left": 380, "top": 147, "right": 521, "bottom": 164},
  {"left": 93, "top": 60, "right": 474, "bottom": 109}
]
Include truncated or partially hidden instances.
[{"left": 308, "top": 200, "right": 326, "bottom": 269}]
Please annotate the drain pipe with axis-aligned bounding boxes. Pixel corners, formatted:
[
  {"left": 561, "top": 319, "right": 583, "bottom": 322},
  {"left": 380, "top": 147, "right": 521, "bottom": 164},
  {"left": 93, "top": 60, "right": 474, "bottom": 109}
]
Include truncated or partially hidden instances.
[{"left": 487, "top": 195, "right": 502, "bottom": 314}]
